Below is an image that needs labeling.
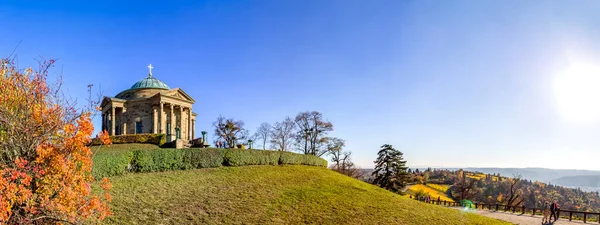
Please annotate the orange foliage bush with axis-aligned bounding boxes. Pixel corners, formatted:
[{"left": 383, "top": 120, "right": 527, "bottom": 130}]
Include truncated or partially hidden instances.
[{"left": 0, "top": 58, "right": 111, "bottom": 224}]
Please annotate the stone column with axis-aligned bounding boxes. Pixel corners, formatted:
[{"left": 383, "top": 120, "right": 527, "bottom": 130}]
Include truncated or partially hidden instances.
[
  {"left": 188, "top": 108, "right": 192, "bottom": 140},
  {"left": 170, "top": 104, "right": 175, "bottom": 141},
  {"left": 111, "top": 107, "right": 115, "bottom": 136},
  {"left": 153, "top": 107, "right": 158, "bottom": 134},
  {"left": 121, "top": 107, "right": 127, "bottom": 135},
  {"left": 192, "top": 119, "right": 195, "bottom": 140},
  {"left": 178, "top": 106, "right": 183, "bottom": 139},
  {"left": 159, "top": 102, "right": 164, "bottom": 133}
]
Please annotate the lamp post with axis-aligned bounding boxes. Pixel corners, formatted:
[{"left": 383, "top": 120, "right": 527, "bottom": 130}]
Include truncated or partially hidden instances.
[{"left": 248, "top": 140, "right": 253, "bottom": 149}]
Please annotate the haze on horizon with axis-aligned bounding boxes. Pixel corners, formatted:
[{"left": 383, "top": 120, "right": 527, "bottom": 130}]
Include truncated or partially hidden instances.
[{"left": 2, "top": 0, "right": 600, "bottom": 170}]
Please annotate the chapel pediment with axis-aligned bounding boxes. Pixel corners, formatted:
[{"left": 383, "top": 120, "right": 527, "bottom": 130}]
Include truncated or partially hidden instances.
[
  {"left": 160, "top": 88, "right": 195, "bottom": 103},
  {"left": 100, "top": 97, "right": 125, "bottom": 108}
]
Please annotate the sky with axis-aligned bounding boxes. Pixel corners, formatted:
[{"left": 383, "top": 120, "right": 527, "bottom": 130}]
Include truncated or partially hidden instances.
[{"left": 2, "top": 0, "right": 600, "bottom": 170}]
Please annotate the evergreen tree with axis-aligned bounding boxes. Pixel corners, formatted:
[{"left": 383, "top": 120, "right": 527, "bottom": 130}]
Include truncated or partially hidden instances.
[{"left": 371, "top": 144, "right": 409, "bottom": 192}]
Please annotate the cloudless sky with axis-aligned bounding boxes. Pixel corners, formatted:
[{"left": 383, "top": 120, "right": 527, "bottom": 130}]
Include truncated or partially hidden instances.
[{"left": 3, "top": 0, "right": 600, "bottom": 170}]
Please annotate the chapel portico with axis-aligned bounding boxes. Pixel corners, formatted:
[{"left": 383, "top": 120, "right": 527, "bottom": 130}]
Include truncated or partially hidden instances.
[{"left": 100, "top": 65, "right": 197, "bottom": 143}]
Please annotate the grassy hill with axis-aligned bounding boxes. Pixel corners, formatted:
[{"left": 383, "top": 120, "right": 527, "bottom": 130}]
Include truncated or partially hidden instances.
[{"left": 98, "top": 165, "right": 510, "bottom": 225}]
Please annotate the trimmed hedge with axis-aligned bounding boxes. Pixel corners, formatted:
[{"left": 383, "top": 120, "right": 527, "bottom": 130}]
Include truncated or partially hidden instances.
[
  {"left": 90, "top": 134, "right": 166, "bottom": 146},
  {"left": 92, "top": 151, "right": 135, "bottom": 179},
  {"left": 132, "top": 148, "right": 183, "bottom": 172},
  {"left": 181, "top": 148, "right": 225, "bottom": 169},
  {"left": 92, "top": 148, "right": 327, "bottom": 178},
  {"left": 280, "top": 152, "right": 328, "bottom": 167},
  {"left": 224, "top": 149, "right": 280, "bottom": 166},
  {"left": 131, "top": 148, "right": 226, "bottom": 172}
]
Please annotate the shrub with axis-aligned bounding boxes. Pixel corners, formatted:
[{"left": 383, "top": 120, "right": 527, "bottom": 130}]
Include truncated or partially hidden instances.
[
  {"left": 92, "top": 150, "right": 135, "bottom": 179},
  {"left": 153, "top": 148, "right": 184, "bottom": 171},
  {"left": 92, "top": 148, "right": 328, "bottom": 177},
  {"left": 0, "top": 58, "right": 110, "bottom": 223},
  {"left": 224, "top": 149, "right": 280, "bottom": 166},
  {"left": 90, "top": 133, "right": 166, "bottom": 146},
  {"left": 131, "top": 149, "right": 155, "bottom": 172},
  {"left": 131, "top": 148, "right": 184, "bottom": 172},
  {"left": 279, "top": 152, "right": 328, "bottom": 167},
  {"left": 181, "top": 148, "right": 225, "bottom": 169}
]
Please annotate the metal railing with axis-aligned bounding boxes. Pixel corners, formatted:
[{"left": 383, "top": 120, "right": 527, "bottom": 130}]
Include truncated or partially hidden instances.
[{"left": 413, "top": 198, "right": 600, "bottom": 223}]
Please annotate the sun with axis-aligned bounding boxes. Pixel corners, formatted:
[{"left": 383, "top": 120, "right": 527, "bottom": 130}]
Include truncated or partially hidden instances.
[{"left": 553, "top": 62, "right": 600, "bottom": 124}]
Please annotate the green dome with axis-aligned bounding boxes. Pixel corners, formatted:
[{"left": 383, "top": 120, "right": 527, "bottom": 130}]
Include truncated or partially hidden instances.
[{"left": 130, "top": 76, "right": 170, "bottom": 90}]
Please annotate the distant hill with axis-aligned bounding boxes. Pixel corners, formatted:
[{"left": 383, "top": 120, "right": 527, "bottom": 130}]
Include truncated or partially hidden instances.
[
  {"left": 367, "top": 166, "right": 600, "bottom": 192},
  {"left": 441, "top": 167, "right": 600, "bottom": 183},
  {"left": 398, "top": 167, "right": 600, "bottom": 191},
  {"left": 551, "top": 175, "right": 600, "bottom": 191},
  {"left": 101, "top": 165, "right": 510, "bottom": 224}
]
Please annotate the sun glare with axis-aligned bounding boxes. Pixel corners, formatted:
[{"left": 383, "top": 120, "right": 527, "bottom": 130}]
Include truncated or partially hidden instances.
[{"left": 554, "top": 62, "right": 600, "bottom": 124}]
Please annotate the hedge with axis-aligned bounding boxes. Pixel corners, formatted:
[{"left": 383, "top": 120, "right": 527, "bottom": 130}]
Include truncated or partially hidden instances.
[
  {"left": 280, "top": 152, "right": 328, "bottom": 167},
  {"left": 92, "top": 148, "right": 327, "bottom": 177},
  {"left": 131, "top": 148, "right": 183, "bottom": 172},
  {"left": 92, "top": 151, "right": 135, "bottom": 179},
  {"left": 223, "top": 149, "right": 280, "bottom": 166},
  {"left": 90, "top": 134, "right": 166, "bottom": 146},
  {"left": 181, "top": 148, "right": 225, "bottom": 169}
]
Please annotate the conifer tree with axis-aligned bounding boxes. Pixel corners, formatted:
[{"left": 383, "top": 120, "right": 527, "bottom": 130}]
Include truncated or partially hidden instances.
[{"left": 371, "top": 144, "right": 409, "bottom": 192}]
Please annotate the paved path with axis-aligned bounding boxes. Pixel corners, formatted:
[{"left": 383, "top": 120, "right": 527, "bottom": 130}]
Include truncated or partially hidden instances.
[{"left": 450, "top": 207, "right": 587, "bottom": 225}]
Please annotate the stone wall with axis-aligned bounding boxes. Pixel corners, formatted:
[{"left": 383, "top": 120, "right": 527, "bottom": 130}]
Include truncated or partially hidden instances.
[{"left": 123, "top": 100, "right": 154, "bottom": 134}]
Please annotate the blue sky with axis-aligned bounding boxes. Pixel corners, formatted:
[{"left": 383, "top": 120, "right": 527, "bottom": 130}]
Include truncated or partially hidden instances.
[{"left": 3, "top": 0, "right": 600, "bottom": 170}]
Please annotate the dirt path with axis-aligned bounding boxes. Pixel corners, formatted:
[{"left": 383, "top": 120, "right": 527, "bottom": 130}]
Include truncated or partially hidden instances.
[{"left": 450, "top": 207, "right": 587, "bottom": 225}]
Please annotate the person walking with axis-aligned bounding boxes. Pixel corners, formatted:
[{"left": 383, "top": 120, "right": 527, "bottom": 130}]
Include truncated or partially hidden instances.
[
  {"left": 549, "top": 200, "right": 559, "bottom": 221},
  {"left": 542, "top": 201, "right": 551, "bottom": 224}
]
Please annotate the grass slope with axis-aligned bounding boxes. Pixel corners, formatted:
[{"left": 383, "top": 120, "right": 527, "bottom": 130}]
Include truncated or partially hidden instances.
[{"left": 99, "top": 165, "right": 510, "bottom": 225}]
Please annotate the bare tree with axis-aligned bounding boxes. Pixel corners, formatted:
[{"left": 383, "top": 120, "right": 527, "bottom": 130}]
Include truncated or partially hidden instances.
[
  {"left": 270, "top": 117, "right": 296, "bottom": 151},
  {"left": 328, "top": 138, "right": 362, "bottom": 178},
  {"left": 501, "top": 175, "right": 525, "bottom": 209},
  {"left": 213, "top": 115, "right": 247, "bottom": 148},
  {"left": 452, "top": 173, "right": 478, "bottom": 201},
  {"left": 253, "top": 122, "right": 271, "bottom": 150},
  {"left": 327, "top": 137, "right": 346, "bottom": 168},
  {"left": 294, "top": 111, "right": 333, "bottom": 156},
  {"left": 238, "top": 129, "right": 250, "bottom": 146}
]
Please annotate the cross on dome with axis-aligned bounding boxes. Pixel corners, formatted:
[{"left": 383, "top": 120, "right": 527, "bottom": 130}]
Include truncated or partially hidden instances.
[{"left": 147, "top": 64, "right": 154, "bottom": 77}]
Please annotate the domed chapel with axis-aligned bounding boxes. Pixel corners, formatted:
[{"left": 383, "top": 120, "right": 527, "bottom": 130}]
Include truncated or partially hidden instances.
[{"left": 100, "top": 64, "right": 197, "bottom": 144}]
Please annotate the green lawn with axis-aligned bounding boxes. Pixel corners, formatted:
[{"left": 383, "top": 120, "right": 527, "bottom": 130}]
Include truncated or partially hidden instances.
[{"left": 97, "top": 165, "right": 511, "bottom": 225}]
